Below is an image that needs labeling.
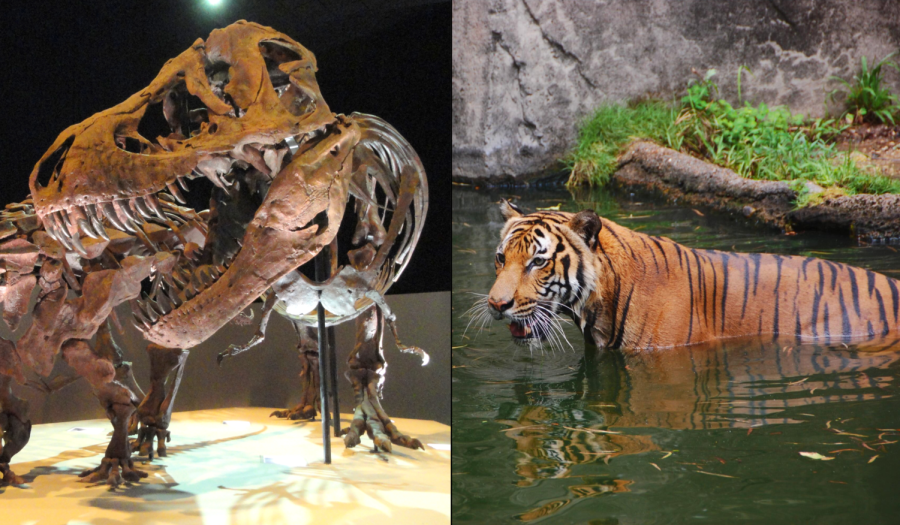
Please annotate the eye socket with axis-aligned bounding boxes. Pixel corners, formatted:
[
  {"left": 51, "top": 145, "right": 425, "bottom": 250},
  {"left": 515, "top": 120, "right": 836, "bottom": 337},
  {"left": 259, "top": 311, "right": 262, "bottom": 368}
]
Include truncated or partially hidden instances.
[
  {"left": 496, "top": 252, "right": 506, "bottom": 266},
  {"left": 531, "top": 257, "right": 547, "bottom": 268}
]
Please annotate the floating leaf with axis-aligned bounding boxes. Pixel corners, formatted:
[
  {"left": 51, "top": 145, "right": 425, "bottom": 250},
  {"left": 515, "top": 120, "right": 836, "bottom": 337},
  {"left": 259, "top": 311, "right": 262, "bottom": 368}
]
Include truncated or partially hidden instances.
[
  {"left": 696, "top": 470, "right": 737, "bottom": 479},
  {"left": 692, "top": 209, "right": 705, "bottom": 216},
  {"left": 800, "top": 452, "right": 835, "bottom": 461},
  {"left": 536, "top": 204, "right": 562, "bottom": 211},
  {"left": 869, "top": 455, "right": 879, "bottom": 463},
  {"left": 650, "top": 462, "right": 661, "bottom": 471}
]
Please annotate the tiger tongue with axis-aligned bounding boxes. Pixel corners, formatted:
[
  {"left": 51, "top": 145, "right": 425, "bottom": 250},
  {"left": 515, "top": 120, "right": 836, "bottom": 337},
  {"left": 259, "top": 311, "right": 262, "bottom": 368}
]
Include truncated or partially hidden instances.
[{"left": 509, "top": 321, "right": 530, "bottom": 338}]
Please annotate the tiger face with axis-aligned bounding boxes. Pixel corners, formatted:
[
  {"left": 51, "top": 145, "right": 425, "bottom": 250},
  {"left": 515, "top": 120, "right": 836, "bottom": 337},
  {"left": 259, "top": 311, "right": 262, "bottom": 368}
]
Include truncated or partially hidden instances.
[{"left": 487, "top": 200, "right": 602, "bottom": 345}]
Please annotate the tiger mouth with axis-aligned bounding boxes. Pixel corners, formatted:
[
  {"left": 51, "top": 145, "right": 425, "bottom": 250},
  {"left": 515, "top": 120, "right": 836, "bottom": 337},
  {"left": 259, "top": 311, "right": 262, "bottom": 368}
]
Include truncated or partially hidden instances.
[{"left": 509, "top": 320, "right": 542, "bottom": 341}]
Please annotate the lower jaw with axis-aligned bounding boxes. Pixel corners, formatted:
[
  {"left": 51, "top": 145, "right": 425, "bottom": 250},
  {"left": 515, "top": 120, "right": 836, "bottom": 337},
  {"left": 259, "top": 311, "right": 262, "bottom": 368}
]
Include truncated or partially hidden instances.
[{"left": 143, "top": 224, "right": 318, "bottom": 348}]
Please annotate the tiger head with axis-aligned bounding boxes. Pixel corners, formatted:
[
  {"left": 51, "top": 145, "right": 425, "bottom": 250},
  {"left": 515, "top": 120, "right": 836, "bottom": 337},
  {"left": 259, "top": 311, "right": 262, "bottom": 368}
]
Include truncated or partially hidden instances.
[{"left": 487, "top": 200, "right": 602, "bottom": 345}]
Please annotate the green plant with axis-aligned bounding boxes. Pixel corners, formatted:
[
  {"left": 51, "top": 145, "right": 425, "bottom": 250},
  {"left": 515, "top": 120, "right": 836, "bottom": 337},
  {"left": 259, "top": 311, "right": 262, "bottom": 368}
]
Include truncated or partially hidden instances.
[
  {"left": 829, "top": 52, "right": 900, "bottom": 124},
  {"left": 566, "top": 100, "right": 677, "bottom": 186},
  {"left": 567, "top": 65, "right": 900, "bottom": 205}
]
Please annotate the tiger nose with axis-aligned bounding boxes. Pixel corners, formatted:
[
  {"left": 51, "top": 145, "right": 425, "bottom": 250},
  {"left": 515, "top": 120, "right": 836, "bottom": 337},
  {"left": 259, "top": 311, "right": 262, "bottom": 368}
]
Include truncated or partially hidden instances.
[{"left": 488, "top": 297, "right": 513, "bottom": 314}]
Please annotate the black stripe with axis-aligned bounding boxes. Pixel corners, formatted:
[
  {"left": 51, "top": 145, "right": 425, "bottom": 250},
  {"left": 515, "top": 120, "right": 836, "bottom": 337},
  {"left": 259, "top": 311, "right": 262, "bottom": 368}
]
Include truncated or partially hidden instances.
[
  {"left": 817, "top": 261, "right": 824, "bottom": 292},
  {"left": 750, "top": 253, "right": 762, "bottom": 295},
  {"left": 650, "top": 237, "right": 670, "bottom": 274},
  {"left": 720, "top": 253, "right": 730, "bottom": 333},
  {"left": 876, "top": 288, "right": 889, "bottom": 336},
  {"left": 826, "top": 261, "right": 838, "bottom": 290},
  {"left": 741, "top": 256, "right": 750, "bottom": 320},
  {"left": 693, "top": 251, "right": 708, "bottom": 321},
  {"left": 685, "top": 251, "right": 695, "bottom": 344},
  {"left": 890, "top": 278, "right": 900, "bottom": 324},
  {"left": 772, "top": 256, "right": 783, "bottom": 340},
  {"left": 708, "top": 253, "right": 718, "bottom": 332},
  {"left": 802, "top": 257, "right": 813, "bottom": 281},
  {"left": 795, "top": 310, "right": 802, "bottom": 344},
  {"left": 839, "top": 287, "right": 850, "bottom": 336},
  {"left": 611, "top": 285, "right": 635, "bottom": 349},
  {"left": 868, "top": 271, "right": 877, "bottom": 297},
  {"left": 850, "top": 268, "right": 861, "bottom": 317},
  {"left": 823, "top": 302, "right": 830, "bottom": 341},
  {"left": 811, "top": 289, "right": 821, "bottom": 338},
  {"left": 606, "top": 227, "right": 635, "bottom": 260}
]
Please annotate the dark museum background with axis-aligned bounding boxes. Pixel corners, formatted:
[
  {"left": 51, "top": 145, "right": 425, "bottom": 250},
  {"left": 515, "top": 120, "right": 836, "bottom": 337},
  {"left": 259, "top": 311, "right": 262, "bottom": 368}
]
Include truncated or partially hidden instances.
[{"left": 0, "top": 2, "right": 450, "bottom": 424}]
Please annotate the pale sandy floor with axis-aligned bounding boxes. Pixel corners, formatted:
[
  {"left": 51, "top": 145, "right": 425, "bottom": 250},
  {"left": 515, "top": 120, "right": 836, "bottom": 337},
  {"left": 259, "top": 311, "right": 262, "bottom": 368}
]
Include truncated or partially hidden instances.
[{"left": 1, "top": 407, "right": 450, "bottom": 525}]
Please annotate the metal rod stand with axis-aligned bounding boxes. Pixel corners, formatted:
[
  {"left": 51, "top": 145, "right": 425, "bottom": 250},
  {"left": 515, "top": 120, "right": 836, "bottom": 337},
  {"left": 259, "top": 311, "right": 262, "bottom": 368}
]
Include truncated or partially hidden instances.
[
  {"left": 328, "top": 326, "right": 339, "bottom": 437},
  {"left": 315, "top": 253, "right": 331, "bottom": 464}
]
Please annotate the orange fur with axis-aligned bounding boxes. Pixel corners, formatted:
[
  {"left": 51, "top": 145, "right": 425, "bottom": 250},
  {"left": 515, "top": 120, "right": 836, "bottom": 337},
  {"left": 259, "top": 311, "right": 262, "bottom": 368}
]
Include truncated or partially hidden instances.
[{"left": 489, "top": 206, "right": 900, "bottom": 349}]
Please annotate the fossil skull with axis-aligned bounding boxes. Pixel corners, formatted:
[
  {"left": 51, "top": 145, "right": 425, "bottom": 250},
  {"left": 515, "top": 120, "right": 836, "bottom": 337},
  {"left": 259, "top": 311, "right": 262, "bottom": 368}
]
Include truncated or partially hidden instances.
[{"left": 26, "top": 21, "right": 365, "bottom": 348}]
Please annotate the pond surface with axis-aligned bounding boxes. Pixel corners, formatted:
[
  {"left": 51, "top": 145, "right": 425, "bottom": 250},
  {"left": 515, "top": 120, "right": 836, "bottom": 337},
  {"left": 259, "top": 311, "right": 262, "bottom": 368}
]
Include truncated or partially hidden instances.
[{"left": 452, "top": 186, "right": 900, "bottom": 524}]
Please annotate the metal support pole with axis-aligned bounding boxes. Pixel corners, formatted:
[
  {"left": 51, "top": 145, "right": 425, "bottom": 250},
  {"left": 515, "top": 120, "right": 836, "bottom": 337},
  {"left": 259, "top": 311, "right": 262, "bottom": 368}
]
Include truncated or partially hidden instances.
[
  {"left": 328, "top": 326, "right": 339, "bottom": 437},
  {"left": 314, "top": 252, "right": 331, "bottom": 464}
]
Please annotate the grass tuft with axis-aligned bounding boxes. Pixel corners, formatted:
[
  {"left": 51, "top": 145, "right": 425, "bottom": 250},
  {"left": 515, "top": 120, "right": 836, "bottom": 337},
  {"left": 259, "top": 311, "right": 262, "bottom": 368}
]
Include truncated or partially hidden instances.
[{"left": 567, "top": 68, "right": 900, "bottom": 205}]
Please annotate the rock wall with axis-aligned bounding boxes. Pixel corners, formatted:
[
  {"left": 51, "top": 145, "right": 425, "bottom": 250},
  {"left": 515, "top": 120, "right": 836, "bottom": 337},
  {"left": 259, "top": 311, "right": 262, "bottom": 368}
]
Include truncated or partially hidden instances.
[{"left": 453, "top": 0, "right": 900, "bottom": 183}]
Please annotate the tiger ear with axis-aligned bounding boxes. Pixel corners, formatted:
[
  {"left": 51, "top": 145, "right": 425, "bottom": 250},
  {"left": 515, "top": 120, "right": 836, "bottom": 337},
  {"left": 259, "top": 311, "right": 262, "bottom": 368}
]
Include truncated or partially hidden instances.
[
  {"left": 568, "top": 210, "right": 602, "bottom": 249},
  {"left": 499, "top": 199, "right": 524, "bottom": 220}
]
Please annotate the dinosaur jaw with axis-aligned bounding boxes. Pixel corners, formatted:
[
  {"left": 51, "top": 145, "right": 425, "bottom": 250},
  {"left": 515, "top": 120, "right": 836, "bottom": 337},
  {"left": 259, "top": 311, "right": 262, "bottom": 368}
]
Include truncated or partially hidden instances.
[{"left": 135, "top": 118, "right": 358, "bottom": 349}]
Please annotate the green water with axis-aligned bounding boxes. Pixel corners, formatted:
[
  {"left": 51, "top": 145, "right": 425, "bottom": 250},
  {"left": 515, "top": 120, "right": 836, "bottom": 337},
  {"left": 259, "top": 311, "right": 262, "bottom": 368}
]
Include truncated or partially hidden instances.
[{"left": 452, "top": 186, "right": 900, "bottom": 524}]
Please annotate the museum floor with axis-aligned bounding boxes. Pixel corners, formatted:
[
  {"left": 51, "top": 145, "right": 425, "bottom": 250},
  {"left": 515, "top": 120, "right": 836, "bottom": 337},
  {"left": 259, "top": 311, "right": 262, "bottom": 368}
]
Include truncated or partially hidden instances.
[{"left": 1, "top": 407, "right": 451, "bottom": 524}]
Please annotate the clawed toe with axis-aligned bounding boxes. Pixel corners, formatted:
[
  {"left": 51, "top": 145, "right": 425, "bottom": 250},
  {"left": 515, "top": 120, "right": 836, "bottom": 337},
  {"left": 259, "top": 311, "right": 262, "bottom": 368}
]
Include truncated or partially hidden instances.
[
  {"left": 270, "top": 404, "right": 316, "bottom": 421},
  {"left": 79, "top": 457, "right": 147, "bottom": 488},
  {"left": 0, "top": 464, "right": 26, "bottom": 487}
]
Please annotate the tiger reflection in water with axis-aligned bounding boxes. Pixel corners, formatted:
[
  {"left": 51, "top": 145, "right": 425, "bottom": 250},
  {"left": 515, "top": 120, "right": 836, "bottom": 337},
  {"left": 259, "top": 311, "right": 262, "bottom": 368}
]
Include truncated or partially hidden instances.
[{"left": 493, "top": 337, "right": 899, "bottom": 521}]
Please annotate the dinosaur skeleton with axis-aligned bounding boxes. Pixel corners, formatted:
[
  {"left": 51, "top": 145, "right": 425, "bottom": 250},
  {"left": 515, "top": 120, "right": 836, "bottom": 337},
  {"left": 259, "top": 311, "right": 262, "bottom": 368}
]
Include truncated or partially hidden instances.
[{"left": 0, "top": 21, "right": 428, "bottom": 488}]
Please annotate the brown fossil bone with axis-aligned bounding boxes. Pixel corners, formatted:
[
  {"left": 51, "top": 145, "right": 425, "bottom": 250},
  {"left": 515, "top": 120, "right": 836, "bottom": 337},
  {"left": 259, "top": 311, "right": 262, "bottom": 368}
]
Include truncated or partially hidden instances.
[{"left": 0, "top": 20, "right": 429, "bottom": 486}]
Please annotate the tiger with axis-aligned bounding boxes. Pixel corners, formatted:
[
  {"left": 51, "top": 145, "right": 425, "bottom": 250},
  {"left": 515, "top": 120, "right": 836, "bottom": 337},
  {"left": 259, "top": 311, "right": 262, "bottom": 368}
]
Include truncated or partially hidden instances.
[{"left": 483, "top": 199, "right": 900, "bottom": 350}]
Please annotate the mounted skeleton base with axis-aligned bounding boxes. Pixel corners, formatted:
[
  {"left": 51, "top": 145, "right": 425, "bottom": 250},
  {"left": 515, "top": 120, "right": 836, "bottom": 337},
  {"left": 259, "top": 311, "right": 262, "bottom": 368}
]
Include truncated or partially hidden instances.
[{"left": 0, "top": 21, "right": 428, "bottom": 488}]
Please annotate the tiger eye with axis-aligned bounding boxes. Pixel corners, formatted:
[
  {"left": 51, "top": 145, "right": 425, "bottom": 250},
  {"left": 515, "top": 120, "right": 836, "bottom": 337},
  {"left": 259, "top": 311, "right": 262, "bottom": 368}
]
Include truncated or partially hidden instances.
[{"left": 496, "top": 253, "right": 506, "bottom": 265}]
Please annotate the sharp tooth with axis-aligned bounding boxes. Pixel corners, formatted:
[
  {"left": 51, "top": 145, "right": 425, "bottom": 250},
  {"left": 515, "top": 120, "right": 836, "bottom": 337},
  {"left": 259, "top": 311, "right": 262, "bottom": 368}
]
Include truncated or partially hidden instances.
[
  {"left": 132, "top": 315, "right": 150, "bottom": 331},
  {"left": 167, "top": 182, "right": 187, "bottom": 204},
  {"left": 140, "top": 297, "right": 161, "bottom": 322},
  {"left": 177, "top": 176, "right": 190, "bottom": 192},
  {"left": 131, "top": 301, "right": 152, "bottom": 327},
  {"left": 42, "top": 214, "right": 60, "bottom": 242},
  {"left": 102, "top": 203, "right": 126, "bottom": 231},
  {"left": 184, "top": 286, "right": 196, "bottom": 300},
  {"left": 209, "top": 265, "right": 221, "bottom": 278},
  {"left": 215, "top": 264, "right": 227, "bottom": 275},
  {"left": 77, "top": 219, "right": 100, "bottom": 239},
  {"left": 200, "top": 267, "right": 214, "bottom": 285},
  {"left": 133, "top": 197, "right": 154, "bottom": 220},
  {"left": 69, "top": 235, "right": 88, "bottom": 257},
  {"left": 172, "top": 272, "right": 188, "bottom": 289},
  {"left": 92, "top": 216, "right": 110, "bottom": 241},
  {"left": 191, "top": 270, "right": 203, "bottom": 290},
  {"left": 86, "top": 203, "right": 101, "bottom": 221},
  {"left": 117, "top": 199, "right": 140, "bottom": 226},
  {"left": 166, "top": 286, "right": 183, "bottom": 307},
  {"left": 144, "top": 193, "right": 166, "bottom": 220},
  {"left": 58, "top": 209, "right": 74, "bottom": 230},
  {"left": 157, "top": 292, "right": 173, "bottom": 314}
]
